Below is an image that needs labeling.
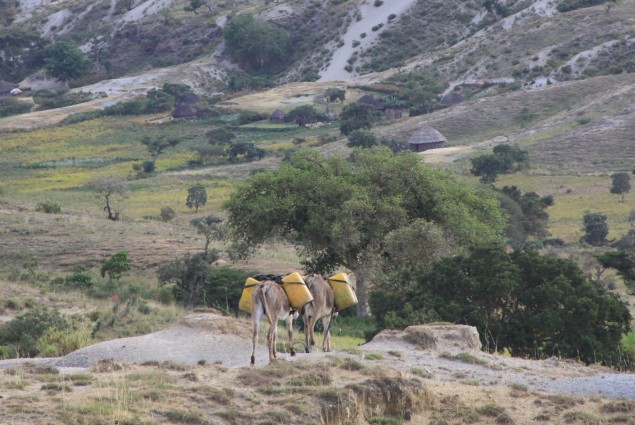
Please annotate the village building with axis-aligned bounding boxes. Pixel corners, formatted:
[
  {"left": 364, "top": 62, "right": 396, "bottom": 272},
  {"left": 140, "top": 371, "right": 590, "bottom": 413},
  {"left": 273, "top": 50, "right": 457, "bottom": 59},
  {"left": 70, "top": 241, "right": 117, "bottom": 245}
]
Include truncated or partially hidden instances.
[
  {"left": 357, "top": 93, "right": 404, "bottom": 120},
  {"left": 270, "top": 108, "right": 285, "bottom": 123},
  {"left": 407, "top": 123, "right": 447, "bottom": 152}
]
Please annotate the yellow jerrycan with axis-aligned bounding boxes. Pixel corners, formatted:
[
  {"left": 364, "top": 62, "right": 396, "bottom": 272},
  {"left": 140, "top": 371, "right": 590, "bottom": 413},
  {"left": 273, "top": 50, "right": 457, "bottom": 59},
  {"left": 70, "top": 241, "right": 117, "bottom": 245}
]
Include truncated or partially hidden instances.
[
  {"left": 238, "top": 277, "right": 260, "bottom": 313},
  {"left": 328, "top": 273, "right": 358, "bottom": 311},
  {"left": 281, "top": 272, "right": 313, "bottom": 310}
]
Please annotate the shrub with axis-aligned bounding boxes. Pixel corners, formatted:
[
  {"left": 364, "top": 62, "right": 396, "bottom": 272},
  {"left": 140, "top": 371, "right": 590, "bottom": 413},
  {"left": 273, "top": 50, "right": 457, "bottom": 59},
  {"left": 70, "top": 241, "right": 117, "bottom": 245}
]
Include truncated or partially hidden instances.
[
  {"left": 35, "top": 200, "right": 61, "bottom": 214},
  {"left": 64, "top": 270, "right": 93, "bottom": 288},
  {"left": 35, "top": 323, "right": 92, "bottom": 356},
  {"left": 160, "top": 206, "right": 176, "bottom": 222},
  {"left": 0, "top": 97, "right": 32, "bottom": 117},
  {"left": 0, "top": 306, "right": 70, "bottom": 357},
  {"left": 157, "top": 286, "right": 176, "bottom": 305},
  {"left": 374, "top": 0, "right": 383, "bottom": 6}
]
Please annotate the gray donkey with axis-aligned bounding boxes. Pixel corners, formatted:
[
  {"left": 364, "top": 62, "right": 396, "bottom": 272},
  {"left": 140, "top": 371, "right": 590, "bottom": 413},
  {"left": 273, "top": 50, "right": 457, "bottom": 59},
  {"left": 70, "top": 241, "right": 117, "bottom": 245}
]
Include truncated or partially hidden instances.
[
  {"left": 302, "top": 275, "right": 336, "bottom": 353},
  {"left": 251, "top": 280, "right": 296, "bottom": 365}
]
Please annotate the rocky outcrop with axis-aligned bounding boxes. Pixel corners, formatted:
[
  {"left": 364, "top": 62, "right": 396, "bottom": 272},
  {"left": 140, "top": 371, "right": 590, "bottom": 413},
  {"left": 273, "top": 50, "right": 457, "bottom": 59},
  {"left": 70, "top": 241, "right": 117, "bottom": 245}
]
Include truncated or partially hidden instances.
[{"left": 369, "top": 324, "right": 482, "bottom": 353}]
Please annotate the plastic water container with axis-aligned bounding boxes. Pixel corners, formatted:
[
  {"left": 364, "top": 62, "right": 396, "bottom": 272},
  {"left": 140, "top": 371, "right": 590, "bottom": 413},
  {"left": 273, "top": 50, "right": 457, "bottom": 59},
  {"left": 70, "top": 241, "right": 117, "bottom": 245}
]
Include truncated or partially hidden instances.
[
  {"left": 238, "top": 277, "right": 260, "bottom": 313},
  {"left": 281, "top": 272, "right": 313, "bottom": 309},
  {"left": 328, "top": 273, "right": 358, "bottom": 311}
]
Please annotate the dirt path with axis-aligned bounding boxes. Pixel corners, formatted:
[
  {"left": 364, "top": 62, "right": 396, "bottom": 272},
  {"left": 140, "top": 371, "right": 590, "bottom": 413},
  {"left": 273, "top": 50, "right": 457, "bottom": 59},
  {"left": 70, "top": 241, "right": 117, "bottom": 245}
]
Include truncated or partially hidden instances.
[{"left": 1, "top": 313, "right": 633, "bottom": 400}]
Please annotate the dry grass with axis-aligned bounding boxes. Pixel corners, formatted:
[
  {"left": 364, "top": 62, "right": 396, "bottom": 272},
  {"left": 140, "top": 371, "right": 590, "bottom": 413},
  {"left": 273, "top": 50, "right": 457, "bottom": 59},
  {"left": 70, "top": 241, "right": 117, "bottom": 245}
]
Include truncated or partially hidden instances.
[{"left": 1, "top": 359, "right": 632, "bottom": 425}]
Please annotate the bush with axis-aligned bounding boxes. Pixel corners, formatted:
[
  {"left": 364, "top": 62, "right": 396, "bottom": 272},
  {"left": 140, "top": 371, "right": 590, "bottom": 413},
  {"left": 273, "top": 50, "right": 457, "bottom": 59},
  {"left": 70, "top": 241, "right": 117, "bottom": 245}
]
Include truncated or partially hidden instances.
[
  {"left": 0, "top": 97, "right": 32, "bottom": 117},
  {"left": 160, "top": 206, "right": 176, "bottom": 222},
  {"left": 157, "top": 286, "right": 176, "bottom": 305},
  {"left": 0, "top": 306, "right": 70, "bottom": 357},
  {"left": 64, "top": 269, "right": 93, "bottom": 288},
  {"left": 35, "top": 200, "right": 61, "bottom": 214},
  {"left": 35, "top": 323, "right": 91, "bottom": 356}
]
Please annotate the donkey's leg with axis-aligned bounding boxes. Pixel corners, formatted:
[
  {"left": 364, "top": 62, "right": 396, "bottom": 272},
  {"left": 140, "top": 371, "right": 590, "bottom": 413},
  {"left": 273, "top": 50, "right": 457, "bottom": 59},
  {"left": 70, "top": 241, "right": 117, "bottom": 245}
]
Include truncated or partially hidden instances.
[
  {"left": 251, "top": 305, "right": 262, "bottom": 365},
  {"left": 322, "top": 312, "right": 334, "bottom": 352},
  {"left": 287, "top": 314, "right": 296, "bottom": 356},
  {"left": 268, "top": 321, "right": 277, "bottom": 362},
  {"left": 303, "top": 310, "right": 311, "bottom": 353}
]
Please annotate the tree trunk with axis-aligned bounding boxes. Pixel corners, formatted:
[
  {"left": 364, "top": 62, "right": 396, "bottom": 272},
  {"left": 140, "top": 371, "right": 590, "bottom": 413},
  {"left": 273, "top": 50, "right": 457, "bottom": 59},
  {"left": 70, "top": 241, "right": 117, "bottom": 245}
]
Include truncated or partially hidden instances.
[
  {"left": 352, "top": 266, "right": 372, "bottom": 317},
  {"left": 186, "top": 282, "right": 195, "bottom": 310}
]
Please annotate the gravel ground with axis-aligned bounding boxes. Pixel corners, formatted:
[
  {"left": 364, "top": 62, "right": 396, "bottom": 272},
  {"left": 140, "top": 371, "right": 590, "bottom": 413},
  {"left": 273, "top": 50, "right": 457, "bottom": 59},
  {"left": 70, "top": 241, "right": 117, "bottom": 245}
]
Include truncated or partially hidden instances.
[{"left": 1, "top": 314, "right": 633, "bottom": 400}]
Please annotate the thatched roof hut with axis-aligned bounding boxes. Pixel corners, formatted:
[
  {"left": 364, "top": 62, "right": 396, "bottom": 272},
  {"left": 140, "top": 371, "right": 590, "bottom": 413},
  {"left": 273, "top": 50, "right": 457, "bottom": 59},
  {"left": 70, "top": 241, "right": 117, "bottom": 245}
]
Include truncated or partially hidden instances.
[
  {"left": 171, "top": 103, "right": 197, "bottom": 120},
  {"left": 270, "top": 108, "right": 285, "bottom": 123},
  {"left": 357, "top": 94, "right": 385, "bottom": 110},
  {"left": 177, "top": 91, "right": 200, "bottom": 106},
  {"left": 407, "top": 123, "right": 446, "bottom": 152}
]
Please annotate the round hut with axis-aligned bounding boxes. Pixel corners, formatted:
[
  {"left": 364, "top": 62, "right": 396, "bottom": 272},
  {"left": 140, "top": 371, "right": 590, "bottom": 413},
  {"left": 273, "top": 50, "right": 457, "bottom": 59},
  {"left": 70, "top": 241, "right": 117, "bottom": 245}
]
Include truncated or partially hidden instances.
[
  {"left": 407, "top": 123, "right": 447, "bottom": 152},
  {"left": 270, "top": 108, "right": 285, "bottom": 123}
]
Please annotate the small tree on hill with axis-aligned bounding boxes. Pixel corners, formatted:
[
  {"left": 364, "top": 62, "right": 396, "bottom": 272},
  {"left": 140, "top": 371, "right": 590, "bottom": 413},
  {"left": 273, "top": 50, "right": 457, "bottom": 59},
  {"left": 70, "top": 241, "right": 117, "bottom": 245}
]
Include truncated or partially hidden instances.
[
  {"left": 610, "top": 172, "right": 631, "bottom": 202},
  {"left": 85, "top": 175, "right": 128, "bottom": 221},
  {"left": 186, "top": 183, "right": 207, "bottom": 213},
  {"left": 339, "top": 103, "right": 379, "bottom": 135},
  {"left": 470, "top": 144, "right": 529, "bottom": 183},
  {"left": 207, "top": 127, "right": 236, "bottom": 146},
  {"left": 44, "top": 41, "right": 91, "bottom": 83},
  {"left": 100, "top": 251, "right": 131, "bottom": 284},
  {"left": 157, "top": 252, "right": 216, "bottom": 309},
  {"left": 581, "top": 212, "right": 608, "bottom": 246},
  {"left": 191, "top": 215, "right": 226, "bottom": 255},
  {"left": 286, "top": 105, "right": 320, "bottom": 127},
  {"left": 223, "top": 14, "right": 292, "bottom": 73}
]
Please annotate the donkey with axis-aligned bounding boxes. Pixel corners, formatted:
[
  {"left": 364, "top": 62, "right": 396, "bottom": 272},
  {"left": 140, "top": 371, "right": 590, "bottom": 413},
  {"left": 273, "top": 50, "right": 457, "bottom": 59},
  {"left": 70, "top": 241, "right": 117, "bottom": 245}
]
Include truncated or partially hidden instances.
[
  {"left": 302, "top": 275, "right": 336, "bottom": 353},
  {"left": 251, "top": 280, "right": 296, "bottom": 365}
]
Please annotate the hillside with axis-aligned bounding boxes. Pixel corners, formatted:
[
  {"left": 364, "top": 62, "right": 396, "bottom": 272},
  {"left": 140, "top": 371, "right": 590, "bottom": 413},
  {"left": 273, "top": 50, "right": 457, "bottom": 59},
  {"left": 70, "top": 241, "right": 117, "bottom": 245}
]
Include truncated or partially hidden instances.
[{"left": 1, "top": 0, "right": 635, "bottom": 423}]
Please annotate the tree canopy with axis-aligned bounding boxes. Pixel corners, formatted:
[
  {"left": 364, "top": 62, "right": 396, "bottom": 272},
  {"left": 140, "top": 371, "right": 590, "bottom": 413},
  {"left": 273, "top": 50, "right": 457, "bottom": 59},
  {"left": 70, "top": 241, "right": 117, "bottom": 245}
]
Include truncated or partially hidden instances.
[
  {"left": 224, "top": 147, "right": 504, "bottom": 315},
  {"left": 339, "top": 103, "right": 380, "bottom": 135},
  {"left": 371, "top": 244, "right": 633, "bottom": 367},
  {"left": 186, "top": 183, "right": 207, "bottom": 213},
  {"left": 581, "top": 212, "right": 608, "bottom": 246},
  {"left": 470, "top": 144, "right": 529, "bottom": 183},
  {"left": 223, "top": 14, "right": 292, "bottom": 73},
  {"left": 610, "top": 172, "right": 631, "bottom": 202},
  {"left": 44, "top": 41, "right": 91, "bottom": 82}
]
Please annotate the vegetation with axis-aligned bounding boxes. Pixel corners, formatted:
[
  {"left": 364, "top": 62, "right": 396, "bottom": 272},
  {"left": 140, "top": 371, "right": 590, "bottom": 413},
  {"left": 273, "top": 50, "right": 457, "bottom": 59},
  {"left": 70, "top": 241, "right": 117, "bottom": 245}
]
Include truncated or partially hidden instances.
[
  {"left": 157, "top": 252, "right": 216, "bottom": 309},
  {"left": 347, "top": 129, "right": 379, "bottom": 148},
  {"left": 470, "top": 144, "right": 529, "bottom": 183},
  {"left": 186, "top": 183, "right": 208, "bottom": 213},
  {"left": 44, "top": 42, "right": 91, "bottom": 82},
  {"left": 100, "top": 251, "right": 131, "bottom": 284},
  {"left": 610, "top": 172, "right": 631, "bottom": 202},
  {"left": 224, "top": 147, "right": 504, "bottom": 316},
  {"left": 581, "top": 212, "right": 609, "bottom": 246},
  {"left": 371, "top": 243, "right": 633, "bottom": 367},
  {"left": 339, "top": 103, "right": 380, "bottom": 135},
  {"left": 223, "top": 14, "right": 292, "bottom": 73},
  {"left": 84, "top": 175, "right": 129, "bottom": 221}
]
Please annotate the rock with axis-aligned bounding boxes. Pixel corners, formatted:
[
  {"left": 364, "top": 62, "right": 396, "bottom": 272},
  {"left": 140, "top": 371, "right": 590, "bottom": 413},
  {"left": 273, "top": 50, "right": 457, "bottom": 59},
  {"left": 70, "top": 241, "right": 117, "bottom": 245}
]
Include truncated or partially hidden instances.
[{"left": 371, "top": 324, "right": 482, "bottom": 353}]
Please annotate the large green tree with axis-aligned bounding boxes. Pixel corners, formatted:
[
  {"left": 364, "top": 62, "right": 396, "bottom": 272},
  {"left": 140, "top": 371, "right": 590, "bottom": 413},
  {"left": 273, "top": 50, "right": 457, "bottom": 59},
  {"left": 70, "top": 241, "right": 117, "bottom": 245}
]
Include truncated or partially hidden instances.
[
  {"left": 224, "top": 147, "right": 504, "bottom": 316},
  {"left": 223, "top": 14, "right": 292, "bottom": 73},
  {"left": 371, "top": 244, "right": 633, "bottom": 367},
  {"left": 44, "top": 41, "right": 91, "bottom": 82}
]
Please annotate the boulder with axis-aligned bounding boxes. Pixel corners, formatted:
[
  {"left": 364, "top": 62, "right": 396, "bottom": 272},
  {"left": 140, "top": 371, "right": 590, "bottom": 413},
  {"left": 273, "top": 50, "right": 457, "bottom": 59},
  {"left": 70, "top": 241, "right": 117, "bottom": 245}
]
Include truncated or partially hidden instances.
[{"left": 370, "top": 324, "right": 481, "bottom": 352}]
